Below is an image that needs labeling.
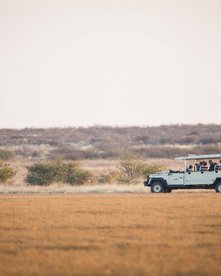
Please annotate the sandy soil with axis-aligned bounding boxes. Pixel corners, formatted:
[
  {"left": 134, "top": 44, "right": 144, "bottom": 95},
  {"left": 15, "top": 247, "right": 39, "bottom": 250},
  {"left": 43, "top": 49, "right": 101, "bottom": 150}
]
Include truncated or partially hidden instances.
[{"left": 0, "top": 193, "right": 220, "bottom": 275}]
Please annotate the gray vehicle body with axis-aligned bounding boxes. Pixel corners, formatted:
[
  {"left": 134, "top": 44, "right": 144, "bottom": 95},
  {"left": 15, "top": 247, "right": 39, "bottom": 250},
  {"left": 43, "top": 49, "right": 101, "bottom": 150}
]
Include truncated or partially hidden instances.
[{"left": 144, "top": 154, "right": 221, "bottom": 192}]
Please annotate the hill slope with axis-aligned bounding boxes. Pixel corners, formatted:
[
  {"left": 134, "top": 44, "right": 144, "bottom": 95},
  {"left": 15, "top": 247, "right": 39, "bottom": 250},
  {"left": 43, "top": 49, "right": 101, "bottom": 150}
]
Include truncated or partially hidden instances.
[{"left": 0, "top": 124, "right": 221, "bottom": 159}]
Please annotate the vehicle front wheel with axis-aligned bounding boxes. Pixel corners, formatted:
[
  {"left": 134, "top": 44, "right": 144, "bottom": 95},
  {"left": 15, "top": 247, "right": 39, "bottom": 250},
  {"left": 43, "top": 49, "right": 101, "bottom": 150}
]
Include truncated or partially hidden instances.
[
  {"left": 151, "top": 182, "right": 165, "bottom": 193},
  {"left": 215, "top": 182, "right": 221, "bottom": 193}
]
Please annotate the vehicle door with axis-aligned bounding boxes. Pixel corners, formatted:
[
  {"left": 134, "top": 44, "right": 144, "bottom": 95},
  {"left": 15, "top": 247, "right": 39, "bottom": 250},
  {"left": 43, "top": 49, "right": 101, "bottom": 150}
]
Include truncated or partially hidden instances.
[
  {"left": 167, "top": 172, "right": 184, "bottom": 186},
  {"left": 184, "top": 171, "right": 216, "bottom": 185}
]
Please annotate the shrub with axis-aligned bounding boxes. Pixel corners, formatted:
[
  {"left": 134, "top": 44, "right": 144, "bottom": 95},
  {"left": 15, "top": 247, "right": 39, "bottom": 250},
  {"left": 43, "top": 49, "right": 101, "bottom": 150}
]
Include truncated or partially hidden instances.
[
  {"left": 25, "top": 160, "right": 91, "bottom": 185},
  {"left": 49, "top": 146, "right": 85, "bottom": 160},
  {"left": 62, "top": 163, "right": 91, "bottom": 185},
  {"left": 198, "top": 137, "right": 217, "bottom": 145},
  {"left": 118, "top": 157, "right": 163, "bottom": 184},
  {"left": 95, "top": 171, "right": 120, "bottom": 184},
  {"left": 118, "top": 157, "right": 143, "bottom": 183},
  {"left": 25, "top": 162, "right": 57, "bottom": 185},
  {"left": 139, "top": 164, "right": 162, "bottom": 176},
  {"left": 0, "top": 162, "right": 16, "bottom": 183},
  {"left": 0, "top": 149, "right": 14, "bottom": 161}
]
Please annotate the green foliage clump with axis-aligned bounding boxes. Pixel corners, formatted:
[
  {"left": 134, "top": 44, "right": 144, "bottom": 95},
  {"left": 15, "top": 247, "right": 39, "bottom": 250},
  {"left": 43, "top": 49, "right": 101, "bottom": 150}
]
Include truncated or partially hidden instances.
[
  {"left": 25, "top": 162, "right": 56, "bottom": 185},
  {"left": 25, "top": 160, "right": 91, "bottom": 185},
  {"left": 62, "top": 163, "right": 91, "bottom": 185},
  {"left": 0, "top": 149, "right": 14, "bottom": 161},
  {"left": 0, "top": 162, "right": 16, "bottom": 183},
  {"left": 118, "top": 157, "right": 162, "bottom": 184}
]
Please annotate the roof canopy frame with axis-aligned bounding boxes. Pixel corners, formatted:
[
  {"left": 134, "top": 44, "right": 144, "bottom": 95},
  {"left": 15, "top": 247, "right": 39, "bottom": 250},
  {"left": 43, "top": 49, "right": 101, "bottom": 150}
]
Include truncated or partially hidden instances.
[{"left": 175, "top": 154, "right": 221, "bottom": 161}]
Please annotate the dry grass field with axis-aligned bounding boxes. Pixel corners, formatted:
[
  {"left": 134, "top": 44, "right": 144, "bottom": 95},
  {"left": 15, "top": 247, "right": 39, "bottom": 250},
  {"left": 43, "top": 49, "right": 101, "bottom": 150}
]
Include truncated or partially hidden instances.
[
  {"left": 0, "top": 193, "right": 221, "bottom": 275},
  {"left": 1, "top": 158, "right": 179, "bottom": 187}
]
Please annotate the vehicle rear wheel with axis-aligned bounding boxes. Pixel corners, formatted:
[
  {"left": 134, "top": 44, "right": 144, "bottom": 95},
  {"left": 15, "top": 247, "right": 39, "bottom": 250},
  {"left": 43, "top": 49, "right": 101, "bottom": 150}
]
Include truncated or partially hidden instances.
[
  {"left": 215, "top": 182, "right": 221, "bottom": 193},
  {"left": 151, "top": 182, "right": 165, "bottom": 193}
]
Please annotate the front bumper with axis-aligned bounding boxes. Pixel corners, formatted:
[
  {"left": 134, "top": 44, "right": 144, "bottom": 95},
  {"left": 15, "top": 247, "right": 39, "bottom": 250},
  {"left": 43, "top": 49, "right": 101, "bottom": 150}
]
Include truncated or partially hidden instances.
[{"left": 144, "top": 176, "right": 150, "bottom": 186}]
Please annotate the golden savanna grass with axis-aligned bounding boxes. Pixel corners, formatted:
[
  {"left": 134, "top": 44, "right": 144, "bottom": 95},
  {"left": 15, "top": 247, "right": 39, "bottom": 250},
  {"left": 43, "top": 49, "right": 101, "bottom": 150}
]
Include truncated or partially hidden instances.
[
  {"left": 2, "top": 158, "right": 179, "bottom": 187},
  {"left": 0, "top": 193, "right": 221, "bottom": 275}
]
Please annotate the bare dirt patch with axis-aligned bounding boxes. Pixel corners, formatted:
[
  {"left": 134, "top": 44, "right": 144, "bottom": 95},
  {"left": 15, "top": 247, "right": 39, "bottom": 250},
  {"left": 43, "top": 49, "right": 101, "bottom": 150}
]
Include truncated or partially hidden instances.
[{"left": 0, "top": 193, "right": 220, "bottom": 275}]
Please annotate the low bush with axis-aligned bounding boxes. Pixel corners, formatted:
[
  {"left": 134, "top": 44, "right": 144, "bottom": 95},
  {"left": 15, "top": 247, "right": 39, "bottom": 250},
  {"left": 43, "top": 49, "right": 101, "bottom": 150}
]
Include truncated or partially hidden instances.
[
  {"left": 0, "top": 149, "right": 15, "bottom": 161},
  {"left": 118, "top": 157, "right": 162, "bottom": 184},
  {"left": 25, "top": 162, "right": 57, "bottom": 185},
  {"left": 118, "top": 157, "right": 143, "bottom": 183},
  {"left": 49, "top": 146, "right": 85, "bottom": 160},
  {"left": 62, "top": 163, "right": 91, "bottom": 185},
  {"left": 139, "top": 164, "right": 162, "bottom": 176},
  {"left": 0, "top": 162, "right": 16, "bottom": 183},
  {"left": 95, "top": 171, "right": 120, "bottom": 184},
  {"left": 26, "top": 160, "right": 91, "bottom": 185}
]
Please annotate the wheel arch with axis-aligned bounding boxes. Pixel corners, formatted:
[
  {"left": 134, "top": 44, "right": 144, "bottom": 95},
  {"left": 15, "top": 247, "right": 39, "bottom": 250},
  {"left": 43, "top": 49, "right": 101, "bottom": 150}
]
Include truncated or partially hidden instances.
[
  {"left": 213, "top": 178, "right": 221, "bottom": 186},
  {"left": 150, "top": 178, "right": 167, "bottom": 188}
]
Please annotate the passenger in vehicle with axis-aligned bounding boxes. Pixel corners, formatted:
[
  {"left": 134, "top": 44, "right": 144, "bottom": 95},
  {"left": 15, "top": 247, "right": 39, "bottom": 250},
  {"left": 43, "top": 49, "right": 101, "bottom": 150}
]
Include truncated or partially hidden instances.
[
  {"left": 214, "top": 163, "right": 219, "bottom": 171},
  {"left": 217, "top": 160, "right": 221, "bottom": 170},
  {"left": 208, "top": 160, "right": 216, "bottom": 171},
  {"left": 199, "top": 161, "right": 207, "bottom": 171},
  {"left": 195, "top": 163, "right": 200, "bottom": 171},
  {"left": 186, "top": 165, "right": 193, "bottom": 173}
]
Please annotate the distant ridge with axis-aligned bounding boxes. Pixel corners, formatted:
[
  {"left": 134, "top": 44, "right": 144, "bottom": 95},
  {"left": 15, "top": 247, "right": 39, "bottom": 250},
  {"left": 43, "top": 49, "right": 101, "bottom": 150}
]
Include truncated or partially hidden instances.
[{"left": 0, "top": 124, "right": 221, "bottom": 160}]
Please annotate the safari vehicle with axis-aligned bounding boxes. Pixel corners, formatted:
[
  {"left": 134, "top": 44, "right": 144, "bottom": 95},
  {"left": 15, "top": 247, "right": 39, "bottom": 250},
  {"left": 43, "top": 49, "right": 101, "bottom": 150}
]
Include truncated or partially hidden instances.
[{"left": 144, "top": 154, "right": 221, "bottom": 193}]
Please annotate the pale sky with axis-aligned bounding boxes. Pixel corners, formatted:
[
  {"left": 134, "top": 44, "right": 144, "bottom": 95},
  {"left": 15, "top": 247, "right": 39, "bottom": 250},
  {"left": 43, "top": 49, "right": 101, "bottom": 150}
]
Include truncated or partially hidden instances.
[{"left": 0, "top": 0, "right": 221, "bottom": 128}]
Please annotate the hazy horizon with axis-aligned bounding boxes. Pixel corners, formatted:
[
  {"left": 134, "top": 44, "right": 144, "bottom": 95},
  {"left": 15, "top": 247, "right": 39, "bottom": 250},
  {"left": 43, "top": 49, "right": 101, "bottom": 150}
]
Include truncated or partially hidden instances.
[
  {"left": 1, "top": 0, "right": 221, "bottom": 128},
  {"left": 1, "top": 122, "right": 221, "bottom": 131}
]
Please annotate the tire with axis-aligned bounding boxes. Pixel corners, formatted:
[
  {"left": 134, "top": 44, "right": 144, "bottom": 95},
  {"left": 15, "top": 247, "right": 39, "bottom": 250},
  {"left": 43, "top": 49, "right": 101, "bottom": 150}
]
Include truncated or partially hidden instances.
[
  {"left": 151, "top": 181, "right": 165, "bottom": 193},
  {"left": 215, "top": 182, "right": 221, "bottom": 193},
  {"left": 165, "top": 189, "right": 172, "bottom": 193}
]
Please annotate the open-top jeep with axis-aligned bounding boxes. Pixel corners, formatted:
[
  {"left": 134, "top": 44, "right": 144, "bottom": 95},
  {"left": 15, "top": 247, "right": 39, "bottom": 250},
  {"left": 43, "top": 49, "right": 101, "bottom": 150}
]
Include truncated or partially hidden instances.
[{"left": 144, "top": 154, "right": 221, "bottom": 193}]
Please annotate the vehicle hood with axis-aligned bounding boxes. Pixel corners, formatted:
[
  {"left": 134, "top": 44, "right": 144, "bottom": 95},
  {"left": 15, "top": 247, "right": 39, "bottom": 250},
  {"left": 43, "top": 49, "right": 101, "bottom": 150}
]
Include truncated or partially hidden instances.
[{"left": 149, "top": 171, "right": 169, "bottom": 178}]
